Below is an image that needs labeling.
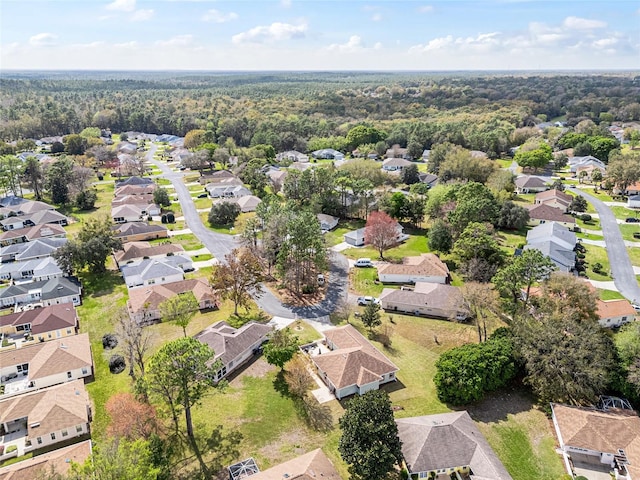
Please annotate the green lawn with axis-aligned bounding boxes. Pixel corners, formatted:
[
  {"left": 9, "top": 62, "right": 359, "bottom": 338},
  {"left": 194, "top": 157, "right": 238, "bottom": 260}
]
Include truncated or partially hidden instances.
[
  {"left": 512, "top": 193, "right": 535, "bottom": 205},
  {"left": 627, "top": 247, "right": 640, "bottom": 267},
  {"left": 192, "top": 197, "right": 212, "bottom": 209},
  {"left": 619, "top": 224, "right": 640, "bottom": 242},
  {"left": 581, "top": 244, "right": 612, "bottom": 281},
  {"left": 495, "top": 159, "right": 513, "bottom": 169},
  {"left": 342, "top": 234, "right": 429, "bottom": 262},
  {"left": 575, "top": 215, "right": 600, "bottom": 231},
  {"left": 201, "top": 211, "right": 256, "bottom": 235},
  {"left": 496, "top": 229, "right": 528, "bottom": 252},
  {"left": 190, "top": 253, "right": 213, "bottom": 262},
  {"left": 576, "top": 231, "right": 604, "bottom": 241},
  {"left": 599, "top": 289, "right": 626, "bottom": 301},
  {"left": 156, "top": 178, "right": 172, "bottom": 186},
  {"left": 349, "top": 266, "right": 386, "bottom": 297},
  {"left": 324, "top": 220, "right": 366, "bottom": 247},
  {"left": 151, "top": 233, "right": 203, "bottom": 250},
  {"left": 610, "top": 205, "right": 639, "bottom": 222}
]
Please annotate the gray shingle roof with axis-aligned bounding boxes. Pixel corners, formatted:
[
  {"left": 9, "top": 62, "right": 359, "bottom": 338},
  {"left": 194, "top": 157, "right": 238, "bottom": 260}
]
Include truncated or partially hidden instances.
[
  {"left": 195, "top": 321, "right": 272, "bottom": 366},
  {"left": 0, "top": 277, "right": 81, "bottom": 301}
]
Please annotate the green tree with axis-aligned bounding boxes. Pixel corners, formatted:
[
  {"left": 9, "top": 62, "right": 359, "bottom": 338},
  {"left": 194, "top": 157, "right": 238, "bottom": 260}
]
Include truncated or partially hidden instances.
[
  {"left": 588, "top": 136, "right": 619, "bottom": 162},
  {"left": 45, "top": 157, "right": 74, "bottom": 205},
  {"left": 448, "top": 183, "right": 499, "bottom": 234},
  {"left": 361, "top": 302, "right": 381, "bottom": 333},
  {"left": 428, "top": 219, "right": 453, "bottom": 253},
  {"left": 496, "top": 200, "right": 530, "bottom": 230},
  {"left": 159, "top": 292, "right": 199, "bottom": 337},
  {"left": 591, "top": 169, "right": 603, "bottom": 184},
  {"left": 153, "top": 187, "right": 171, "bottom": 207},
  {"left": 346, "top": 125, "right": 386, "bottom": 150},
  {"left": 338, "top": 390, "right": 403, "bottom": 480},
  {"left": 23, "top": 156, "right": 44, "bottom": 200},
  {"left": 63, "top": 134, "right": 88, "bottom": 155},
  {"left": 184, "top": 129, "right": 207, "bottom": 150},
  {"left": 514, "top": 144, "right": 553, "bottom": 171},
  {"left": 75, "top": 189, "right": 97, "bottom": 210},
  {"left": 401, "top": 163, "right": 419, "bottom": 185},
  {"left": 452, "top": 222, "right": 504, "bottom": 282},
  {"left": 210, "top": 249, "right": 264, "bottom": 316},
  {"left": 146, "top": 337, "right": 220, "bottom": 478},
  {"left": 263, "top": 327, "right": 299, "bottom": 370},
  {"left": 606, "top": 150, "right": 640, "bottom": 193},
  {"left": 208, "top": 201, "right": 241, "bottom": 227},
  {"left": 570, "top": 195, "right": 588, "bottom": 212}
]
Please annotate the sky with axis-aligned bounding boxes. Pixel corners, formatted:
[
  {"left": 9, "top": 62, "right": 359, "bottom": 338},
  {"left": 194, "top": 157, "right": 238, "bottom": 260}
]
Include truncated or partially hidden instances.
[{"left": 1, "top": 0, "right": 639, "bottom": 71}]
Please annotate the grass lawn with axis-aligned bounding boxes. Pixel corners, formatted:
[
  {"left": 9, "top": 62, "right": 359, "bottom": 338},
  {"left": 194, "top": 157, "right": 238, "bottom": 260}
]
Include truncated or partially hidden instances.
[
  {"left": 581, "top": 244, "right": 612, "bottom": 281},
  {"left": 190, "top": 253, "right": 213, "bottom": 262},
  {"left": 495, "top": 159, "right": 513, "bottom": 169},
  {"left": 201, "top": 211, "right": 256, "bottom": 235},
  {"left": 349, "top": 266, "right": 385, "bottom": 297},
  {"left": 627, "top": 247, "right": 640, "bottom": 267},
  {"left": 324, "top": 220, "right": 366, "bottom": 247},
  {"left": 576, "top": 231, "right": 604, "bottom": 241},
  {"left": 156, "top": 178, "right": 172, "bottom": 186},
  {"left": 619, "top": 224, "right": 640, "bottom": 242},
  {"left": 496, "top": 229, "right": 528, "bottom": 252},
  {"left": 151, "top": 233, "right": 204, "bottom": 250},
  {"left": 599, "top": 289, "right": 626, "bottom": 300},
  {"left": 610, "top": 205, "right": 639, "bottom": 222},
  {"left": 193, "top": 197, "right": 212, "bottom": 210},
  {"left": 342, "top": 235, "right": 429, "bottom": 262},
  {"left": 512, "top": 193, "right": 535, "bottom": 205},
  {"left": 575, "top": 216, "right": 600, "bottom": 231}
]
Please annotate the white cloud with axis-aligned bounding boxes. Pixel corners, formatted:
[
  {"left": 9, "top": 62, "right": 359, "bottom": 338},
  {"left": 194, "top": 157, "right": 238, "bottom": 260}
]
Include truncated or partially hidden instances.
[
  {"left": 327, "top": 35, "right": 382, "bottom": 53},
  {"left": 232, "top": 22, "right": 307, "bottom": 44},
  {"left": 418, "top": 5, "right": 434, "bottom": 13},
  {"left": 410, "top": 32, "right": 502, "bottom": 53},
  {"left": 114, "top": 41, "right": 139, "bottom": 48},
  {"left": 29, "top": 33, "right": 58, "bottom": 47},
  {"left": 562, "top": 16, "right": 607, "bottom": 30},
  {"left": 155, "top": 35, "right": 194, "bottom": 47},
  {"left": 202, "top": 9, "right": 238, "bottom": 23},
  {"left": 131, "top": 9, "right": 154, "bottom": 21},
  {"left": 106, "top": 0, "right": 136, "bottom": 12},
  {"left": 371, "top": 13, "right": 382, "bottom": 22}
]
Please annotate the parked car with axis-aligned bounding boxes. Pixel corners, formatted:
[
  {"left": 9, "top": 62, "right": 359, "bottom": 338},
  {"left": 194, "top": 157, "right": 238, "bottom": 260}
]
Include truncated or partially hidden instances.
[
  {"left": 197, "top": 193, "right": 208, "bottom": 198},
  {"left": 626, "top": 217, "right": 640, "bottom": 223},
  {"left": 317, "top": 273, "right": 325, "bottom": 286},
  {"left": 354, "top": 258, "right": 373, "bottom": 268},
  {"left": 1, "top": 372, "right": 18, "bottom": 382},
  {"left": 357, "top": 296, "right": 380, "bottom": 306},
  {"left": 634, "top": 232, "right": 640, "bottom": 239}
]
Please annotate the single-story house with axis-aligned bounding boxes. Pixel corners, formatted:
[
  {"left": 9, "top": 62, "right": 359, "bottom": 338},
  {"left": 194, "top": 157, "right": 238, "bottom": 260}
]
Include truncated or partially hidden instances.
[
  {"left": 112, "top": 193, "right": 156, "bottom": 207},
  {"left": 0, "top": 277, "right": 82, "bottom": 308},
  {"left": 206, "top": 184, "right": 252, "bottom": 199},
  {"left": 115, "top": 176, "right": 153, "bottom": 187},
  {"left": 317, "top": 214, "right": 339, "bottom": 232},
  {"left": 396, "top": 412, "right": 513, "bottom": 480},
  {"left": 0, "top": 380, "right": 91, "bottom": 454},
  {"left": 625, "top": 182, "right": 640, "bottom": 196},
  {"left": 114, "top": 241, "right": 185, "bottom": 267},
  {"left": 120, "top": 255, "right": 192, "bottom": 289},
  {"left": 0, "top": 224, "right": 66, "bottom": 247},
  {"left": 514, "top": 175, "right": 549, "bottom": 194},
  {"left": 526, "top": 204, "right": 576, "bottom": 227},
  {"left": 195, "top": 321, "right": 272, "bottom": 382},
  {"left": 204, "top": 176, "right": 244, "bottom": 189},
  {"left": 229, "top": 195, "right": 262, "bottom": 213},
  {"left": 111, "top": 222, "right": 169, "bottom": 243},
  {"left": 266, "top": 168, "right": 288, "bottom": 189},
  {"left": 551, "top": 402, "right": 640, "bottom": 480},
  {"left": 112, "top": 203, "right": 160, "bottom": 223},
  {"left": 127, "top": 278, "right": 218, "bottom": 324},
  {"left": 343, "top": 223, "right": 408, "bottom": 247},
  {"left": 197, "top": 170, "right": 236, "bottom": 185},
  {"left": 534, "top": 189, "right": 572, "bottom": 211},
  {"left": 117, "top": 142, "right": 138, "bottom": 155},
  {"left": 276, "top": 150, "right": 309, "bottom": 163},
  {"left": 628, "top": 195, "right": 640, "bottom": 208},
  {"left": 243, "top": 449, "right": 341, "bottom": 480},
  {"left": 379, "top": 282, "right": 468, "bottom": 320},
  {"left": 523, "top": 241, "right": 575, "bottom": 272},
  {"left": 23, "top": 209, "right": 69, "bottom": 228},
  {"left": 418, "top": 172, "right": 438, "bottom": 188},
  {"left": 0, "top": 440, "right": 91, "bottom": 479},
  {"left": 311, "top": 324, "right": 398, "bottom": 400},
  {"left": 569, "top": 155, "right": 605, "bottom": 173},
  {"left": 382, "top": 158, "right": 413, "bottom": 171},
  {"left": 377, "top": 253, "right": 450, "bottom": 284},
  {"left": 0, "top": 333, "right": 92, "bottom": 397},
  {"left": 385, "top": 145, "right": 411, "bottom": 160},
  {"left": 0, "top": 256, "right": 64, "bottom": 282},
  {"left": 597, "top": 299, "right": 636, "bottom": 328},
  {"left": 311, "top": 149, "right": 344, "bottom": 161},
  {"left": 0, "top": 304, "right": 78, "bottom": 342},
  {"left": 114, "top": 184, "right": 156, "bottom": 197},
  {"left": 288, "top": 162, "right": 313, "bottom": 172},
  {"left": 575, "top": 164, "right": 606, "bottom": 182},
  {"left": 0, "top": 238, "right": 67, "bottom": 263},
  {"left": 526, "top": 222, "right": 576, "bottom": 252},
  {"left": 0, "top": 200, "right": 54, "bottom": 218},
  {"left": 0, "top": 196, "right": 28, "bottom": 208}
]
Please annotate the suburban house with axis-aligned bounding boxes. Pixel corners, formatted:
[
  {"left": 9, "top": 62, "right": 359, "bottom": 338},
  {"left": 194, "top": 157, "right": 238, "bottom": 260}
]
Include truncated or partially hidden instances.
[
  {"left": 396, "top": 411, "right": 513, "bottom": 480},
  {"left": 114, "top": 184, "right": 156, "bottom": 197},
  {"left": 276, "top": 150, "right": 309, "bottom": 163},
  {"left": 0, "top": 210, "right": 68, "bottom": 231},
  {"left": 0, "top": 333, "right": 93, "bottom": 397},
  {"left": 514, "top": 175, "right": 549, "bottom": 194},
  {"left": 526, "top": 204, "right": 576, "bottom": 227},
  {"left": 523, "top": 241, "right": 576, "bottom": 272},
  {"left": 526, "top": 222, "right": 576, "bottom": 251},
  {"left": 0, "top": 224, "right": 66, "bottom": 247},
  {"left": 197, "top": 170, "right": 237, "bottom": 185},
  {"left": 115, "top": 176, "right": 153, "bottom": 187},
  {"left": 111, "top": 222, "right": 169, "bottom": 243},
  {"left": 0, "top": 277, "right": 82, "bottom": 308},
  {"left": 0, "top": 304, "right": 78, "bottom": 343},
  {"left": 113, "top": 241, "right": 185, "bottom": 267},
  {"left": 227, "top": 195, "right": 262, "bottom": 213},
  {"left": 117, "top": 142, "right": 138, "bottom": 155},
  {"left": 597, "top": 299, "right": 636, "bottom": 328},
  {"left": 569, "top": 155, "right": 606, "bottom": 173},
  {"left": 551, "top": 402, "right": 640, "bottom": 480},
  {"left": 204, "top": 176, "right": 244, "bottom": 189},
  {"left": 575, "top": 164, "right": 606, "bottom": 182},
  {"left": 385, "top": 144, "right": 412, "bottom": 160},
  {"left": 0, "top": 439, "right": 91, "bottom": 479},
  {"left": 317, "top": 214, "right": 339, "bottom": 232},
  {"left": 111, "top": 193, "right": 156, "bottom": 207},
  {"left": 343, "top": 223, "right": 408, "bottom": 247},
  {"left": 112, "top": 204, "right": 160, "bottom": 223},
  {"left": 0, "top": 199, "right": 54, "bottom": 217},
  {"left": 377, "top": 254, "right": 450, "bottom": 284},
  {"left": 195, "top": 321, "right": 272, "bottom": 382},
  {"left": 418, "top": 172, "right": 439, "bottom": 188},
  {"left": 236, "top": 449, "right": 341, "bottom": 480},
  {"left": 310, "top": 324, "right": 398, "bottom": 400},
  {"left": 265, "top": 168, "right": 288, "bottom": 190},
  {"left": 127, "top": 278, "right": 218, "bottom": 324},
  {"left": 0, "top": 256, "right": 64, "bottom": 282},
  {"left": 379, "top": 282, "right": 468, "bottom": 320},
  {"left": 311, "top": 149, "right": 345, "bottom": 161},
  {"left": 382, "top": 158, "right": 413, "bottom": 171},
  {"left": 0, "top": 238, "right": 67, "bottom": 263},
  {"left": 627, "top": 195, "right": 640, "bottom": 208},
  {"left": 288, "top": 162, "right": 313, "bottom": 172},
  {"left": 206, "top": 184, "right": 252, "bottom": 199},
  {"left": 0, "top": 380, "right": 91, "bottom": 454},
  {"left": 534, "top": 189, "right": 573, "bottom": 211},
  {"left": 120, "top": 255, "right": 192, "bottom": 289}
]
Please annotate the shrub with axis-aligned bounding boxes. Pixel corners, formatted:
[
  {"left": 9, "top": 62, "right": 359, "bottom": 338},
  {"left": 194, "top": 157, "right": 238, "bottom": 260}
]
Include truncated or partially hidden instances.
[
  {"left": 161, "top": 214, "right": 167, "bottom": 224},
  {"left": 147, "top": 215, "right": 153, "bottom": 221},
  {"left": 208, "top": 201, "right": 241, "bottom": 226},
  {"left": 166, "top": 212, "right": 175, "bottom": 223},
  {"left": 592, "top": 262, "right": 603, "bottom": 273},
  {"left": 109, "top": 354, "right": 126, "bottom": 374},
  {"left": 580, "top": 214, "right": 592, "bottom": 222},
  {"left": 102, "top": 333, "right": 118, "bottom": 350}
]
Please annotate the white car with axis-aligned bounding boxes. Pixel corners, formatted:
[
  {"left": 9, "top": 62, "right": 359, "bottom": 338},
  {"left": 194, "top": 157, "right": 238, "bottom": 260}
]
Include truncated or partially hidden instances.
[
  {"left": 354, "top": 258, "right": 373, "bottom": 268},
  {"left": 357, "top": 296, "right": 380, "bottom": 306}
]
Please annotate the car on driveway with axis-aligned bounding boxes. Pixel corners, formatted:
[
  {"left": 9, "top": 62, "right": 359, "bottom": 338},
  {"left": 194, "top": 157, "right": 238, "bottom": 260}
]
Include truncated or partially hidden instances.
[
  {"left": 626, "top": 217, "right": 640, "bottom": 223},
  {"left": 197, "top": 193, "right": 208, "bottom": 198},
  {"left": 357, "top": 296, "right": 380, "bottom": 306}
]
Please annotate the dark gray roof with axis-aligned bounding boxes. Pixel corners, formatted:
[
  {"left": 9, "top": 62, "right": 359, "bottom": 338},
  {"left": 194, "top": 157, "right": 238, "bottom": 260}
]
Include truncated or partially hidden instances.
[
  {"left": 0, "top": 276, "right": 81, "bottom": 301},
  {"left": 195, "top": 321, "right": 272, "bottom": 366},
  {"left": 115, "top": 176, "right": 154, "bottom": 187},
  {"left": 111, "top": 222, "right": 168, "bottom": 237}
]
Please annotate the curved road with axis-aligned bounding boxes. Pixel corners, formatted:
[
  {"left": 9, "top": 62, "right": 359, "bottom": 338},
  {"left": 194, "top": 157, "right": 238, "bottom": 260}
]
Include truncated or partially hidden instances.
[
  {"left": 146, "top": 145, "right": 348, "bottom": 319},
  {"left": 572, "top": 188, "right": 640, "bottom": 303}
]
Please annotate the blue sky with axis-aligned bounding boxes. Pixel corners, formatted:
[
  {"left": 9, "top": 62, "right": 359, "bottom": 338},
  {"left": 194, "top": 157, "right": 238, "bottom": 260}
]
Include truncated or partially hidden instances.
[{"left": 1, "top": 0, "right": 639, "bottom": 70}]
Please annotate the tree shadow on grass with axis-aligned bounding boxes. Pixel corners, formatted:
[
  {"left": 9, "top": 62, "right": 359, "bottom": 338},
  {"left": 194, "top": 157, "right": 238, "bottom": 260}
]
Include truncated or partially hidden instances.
[
  {"left": 300, "top": 395, "right": 333, "bottom": 432},
  {"left": 466, "top": 387, "right": 537, "bottom": 424},
  {"left": 272, "top": 370, "right": 291, "bottom": 398},
  {"left": 78, "top": 269, "right": 124, "bottom": 297}
]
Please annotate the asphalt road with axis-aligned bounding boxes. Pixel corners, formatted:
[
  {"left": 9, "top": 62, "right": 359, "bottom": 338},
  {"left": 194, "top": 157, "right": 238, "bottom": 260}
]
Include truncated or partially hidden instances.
[
  {"left": 572, "top": 188, "right": 640, "bottom": 303},
  {"left": 146, "top": 145, "right": 348, "bottom": 319}
]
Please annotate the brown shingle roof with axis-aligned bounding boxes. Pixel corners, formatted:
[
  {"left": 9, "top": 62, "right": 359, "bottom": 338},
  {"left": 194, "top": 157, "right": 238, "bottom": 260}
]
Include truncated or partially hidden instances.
[
  {"left": 114, "top": 241, "right": 184, "bottom": 265},
  {"left": 552, "top": 403, "right": 640, "bottom": 479},
  {"left": 526, "top": 204, "right": 575, "bottom": 223},
  {"left": 111, "top": 222, "right": 168, "bottom": 239},
  {"left": 248, "top": 449, "right": 341, "bottom": 480},
  {"left": 112, "top": 193, "right": 156, "bottom": 206},
  {"left": 0, "top": 304, "right": 77, "bottom": 335},
  {"left": 0, "top": 333, "right": 92, "bottom": 381},
  {"left": 0, "top": 223, "right": 66, "bottom": 242},
  {"left": 313, "top": 324, "right": 398, "bottom": 390},
  {"left": 379, "top": 283, "right": 466, "bottom": 314},
  {"left": 0, "top": 440, "right": 91, "bottom": 480},
  {"left": 535, "top": 188, "right": 572, "bottom": 206},
  {"left": 127, "top": 278, "right": 217, "bottom": 315},
  {"left": 377, "top": 253, "right": 449, "bottom": 278},
  {"left": 597, "top": 299, "right": 636, "bottom": 319},
  {"left": 114, "top": 184, "right": 157, "bottom": 197}
]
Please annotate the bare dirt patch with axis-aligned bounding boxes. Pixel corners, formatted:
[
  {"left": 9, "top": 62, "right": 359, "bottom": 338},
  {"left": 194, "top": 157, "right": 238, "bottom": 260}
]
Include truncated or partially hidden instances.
[
  {"left": 263, "top": 280, "right": 327, "bottom": 307},
  {"left": 228, "top": 357, "right": 276, "bottom": 388},
  {"left": 467, "top": 388, "right": 537, "bottom": 424}
]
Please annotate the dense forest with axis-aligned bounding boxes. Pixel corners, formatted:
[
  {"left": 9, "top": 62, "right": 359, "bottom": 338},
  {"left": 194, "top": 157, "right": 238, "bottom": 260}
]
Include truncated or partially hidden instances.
[{"left": 1, "top": 72, "right": 640, "bottom": 157}]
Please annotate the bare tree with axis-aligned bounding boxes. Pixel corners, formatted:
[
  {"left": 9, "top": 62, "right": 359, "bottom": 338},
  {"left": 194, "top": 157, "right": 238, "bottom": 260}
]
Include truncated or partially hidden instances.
[
  {"left": 460, "top": 282, "right": 499, "bottom": 342},
  {"left": 116, "top": 308, "right": 154, "bottom": 379},
  {"left": 211, "top": 249, "right": 264, "bottom": 315},
  {"left": 364, "top": 211, "right": 399, "bottom": 260}
]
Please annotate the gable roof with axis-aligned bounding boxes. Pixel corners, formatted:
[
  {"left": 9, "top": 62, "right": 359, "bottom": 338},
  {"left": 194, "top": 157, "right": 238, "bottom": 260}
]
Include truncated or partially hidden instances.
[
  {"left": 382, "top": 158, "right": 413, "bottom": 168},
  {"left": 0, "top": 304, "right": 77, "bottom": 335},
  {"left": 248, "top": 449, "right": 342, "bottom": 480},
  {"left": 0, "top": 276, "right": 82, "bottom": 302},
  {"left": 114, "top": 241, "right": 184, "bottom": 265},
  {"left": 115, "top": 176, "right": 154, "bottom": 186},
  {"left": 120, "top": 256, "right": 189, "bottom": 282},
  {"left": 535, "top": 188, "right": 572, "bottom": 205},
  {"left": 0, "top": 256, "right": 63, "bottom": 279},
  {"left": 114, "top": 184, "right": 157, "bottom": 197},
  {"left": 396, "top": 412, "right": 513, "bottom": 479},
  {"left": 195, "top": 321, "right": 272, "bottom": 366},
  {"left": 526, "top": 222, "right": 576, "bottom": 247},
  {"left": 0, "top": 379, "right": 90, "bottom": 438},
  {"left": 0, "top": 223, "right": 66, "bottom": 242},
  {"left": 111, "top": 222, "right": 168, "bottom": 238},
  {"left": 112, "top": 193, "right": 156, "bottom": 206},
  {"left": 526, "top": 204, "right": 575, "bottom": 223},
  {"left": 312, "top": 324, "right": 398, "bottom": 390},
  {"left": 0, "top": 440, "right": 91, "bottom": 480},
  {"left": 377, "top": 253, "right": 449, "bottom": 278},
  {"left": 551, "top": 403, "right": 640, "bottom": 479},
  {"left": 523, "top": 241, "right": 575, "bottom": 268},
  {"left": 380, "top": 282, "right": 466, "bottom": 314},
  {"left": 597, "top": 299, "right": 636, "bottom": 319},
  {"left": 232, "top": 195, "right": 262, "bottom": 211},
  {"left": 26, "top": 209, "right": 68, "bottom": 226},
  {"left": 514, "top": 175, "right": 548, "bottom": 189},
  {"left": 128, "top": 278, "right": 217, "bottom": 315},
  {"left": 0, "top": 238, "right": 66, "bottom": 261}
]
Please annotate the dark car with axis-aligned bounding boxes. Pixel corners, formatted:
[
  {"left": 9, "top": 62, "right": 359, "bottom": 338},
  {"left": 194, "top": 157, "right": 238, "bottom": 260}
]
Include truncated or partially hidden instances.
[
  {"left": 197, "top": 193, "right": 208, "bottom": 198},
  {"left": 625, "top": 218, "right": 640, "bottom": 223}
]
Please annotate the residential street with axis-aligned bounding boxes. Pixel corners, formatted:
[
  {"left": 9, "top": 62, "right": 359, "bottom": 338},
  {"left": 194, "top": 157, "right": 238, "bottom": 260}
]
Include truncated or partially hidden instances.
[
  {"left": 572, "top": 188, "right": 640, "bottom": 303},
  {"left": 146, "top": 145, "right": 348, "bottom": 319}
]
